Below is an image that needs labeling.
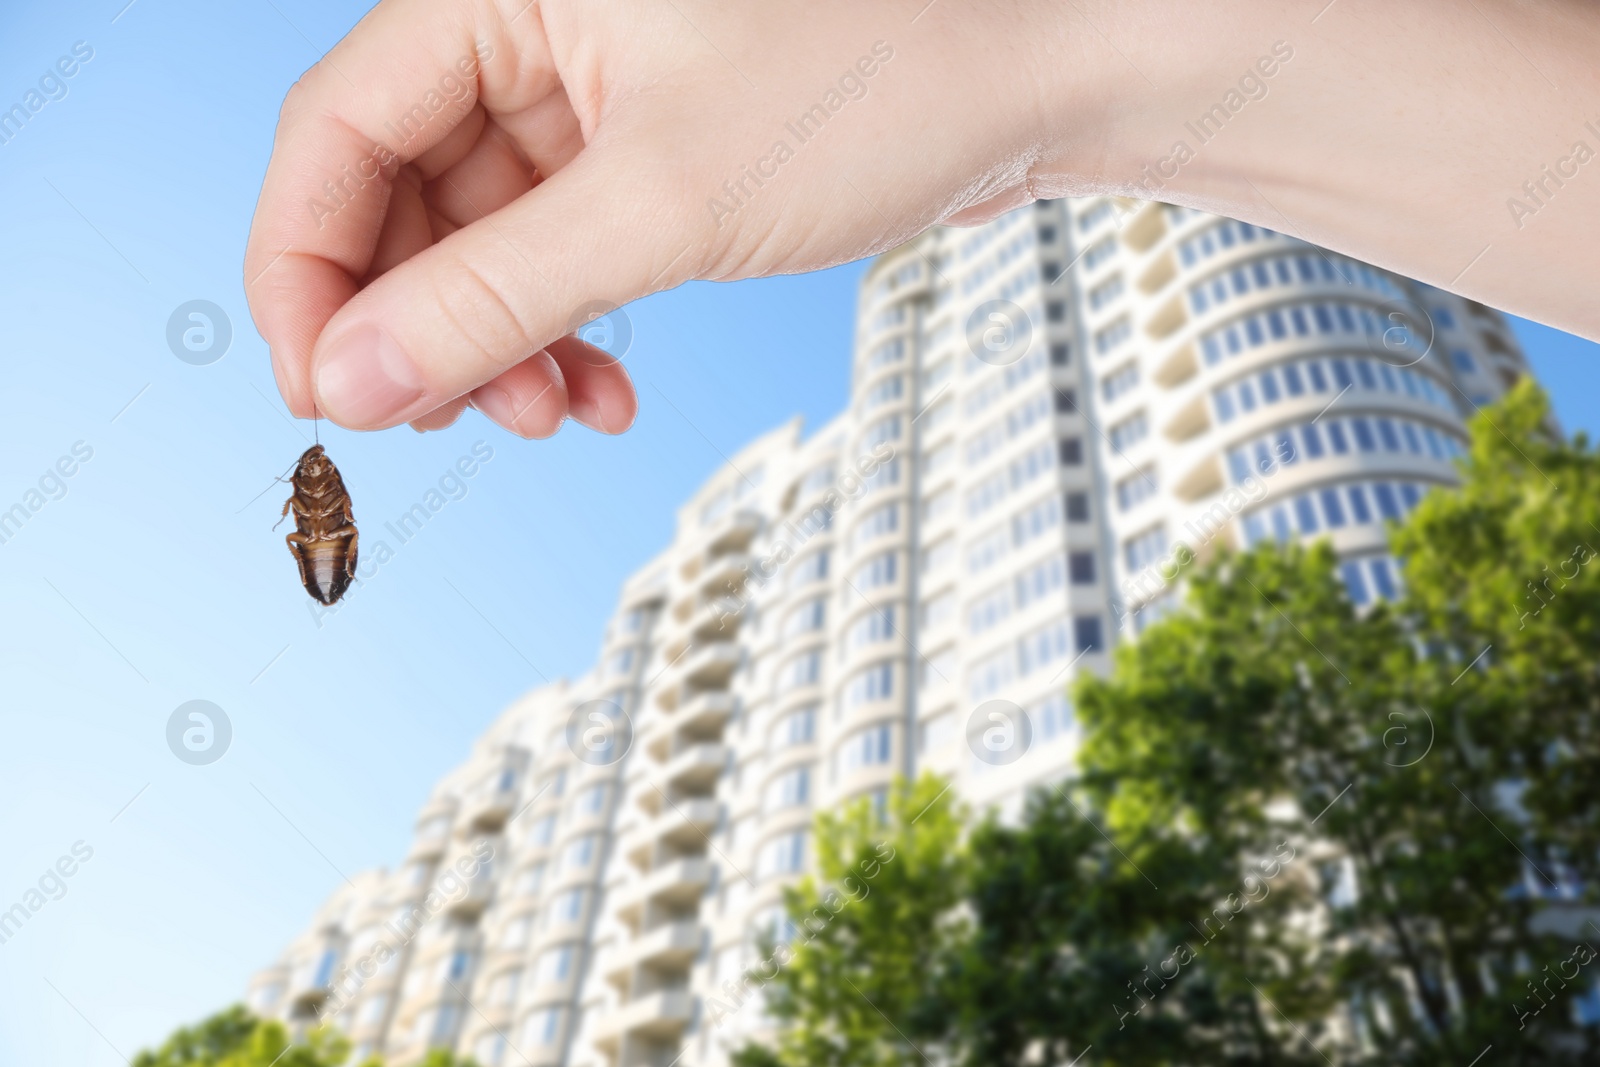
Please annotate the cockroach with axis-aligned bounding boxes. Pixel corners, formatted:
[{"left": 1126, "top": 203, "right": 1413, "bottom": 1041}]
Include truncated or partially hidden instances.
[{"left": 277, "top": 444, "right": 359, "bottom": 605}]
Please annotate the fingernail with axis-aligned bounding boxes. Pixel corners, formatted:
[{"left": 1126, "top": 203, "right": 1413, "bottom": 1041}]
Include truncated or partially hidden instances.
[
  {"left": 474, "top": 386, "right": 533, "bottom": 439},
  {"left": 314, "top": 325, "right": 424, "bottom": 426},
  {"left": 569, "top": 397, "right": 608, "bottom": 433}
]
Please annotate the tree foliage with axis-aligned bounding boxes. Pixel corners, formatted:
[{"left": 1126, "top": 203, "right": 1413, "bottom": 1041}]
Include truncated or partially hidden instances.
[
  {"left": 132, "top": 1005, "right": 479, "bottom": 1067},
  {"left": 737, "top": 382, "right": 1600, "bottom": 1067}
]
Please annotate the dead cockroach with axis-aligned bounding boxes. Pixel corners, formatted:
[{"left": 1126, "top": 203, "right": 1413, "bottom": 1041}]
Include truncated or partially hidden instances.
[{"left": 277, "top": 444, "right": 359, "bottom": 605}]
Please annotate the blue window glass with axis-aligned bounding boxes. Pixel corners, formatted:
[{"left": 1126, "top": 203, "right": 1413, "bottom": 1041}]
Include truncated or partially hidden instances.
[
  {"left": 1268, "top": 310, "right": 1287, "bottom": 339},
  {"left": 1376, "top": 419, "right": 1401, "bottom": 451},
  {"left": 1451, "top": 350, "right": 1476, "bottom": 373},
  {"left": 1434, "top": 307, "right": 1456, "bottom": 328},
  {"left": 1291, "top": 308, "right": 1310, "bottom": 336},
  {"left": 1314, "top": 305, "right": 1335, "bottom": 333},
  {"left": 1401, "top": 423, "right": 1422, "bottom": 453},
  {"left": 1214, "top": 390, "right": 1236, "bottom": 422},
  {"left": 1191, "top": 288, "right": 1208, "bottom": 313},
  {"left": 1320, "top": 489, "right": 1346, "bottom": 527},
  {"left": 1400, "top": 369, "right": 1419, "bottom": 397},
  {"left": 1423, "top": 426, "right": 1444, "bottom": 458},
  {"left": 1378, "top": 364, "right": 1399, "bottom": 392},
  {"left": 1327, "top": 422, "right": 1350, "bottom": 453},
  {"left": 1331, "top": 359, "right": 1354, "bottom": 390},
  {"left": 1226, "top": 327, "right": 1242, "bottom": 355},
  {"left": 1246, "top": 317, "right": 1265, "bottom": 346},
  {"left": 1296, "top": 257, "right": 1315, "bottom": 281},
  {"left": 1336, "top": 305, "right": 1357, "bottom": 331},
  {"left": 1228, "top": 449, "right": 1251, "bottom": 483},
  {"left": 1254, "top": 441, "right": 1274, "bottom": 474},
  {"left": 1274, "top": 259, "right": 1292, "bottom": 283},
  {"left": 1283, "top": 364, "right": 1304, "bottom": 395},
  {"left": 1243, "top": 513, "right": 1266, "bottom": 546},
  {"left": 1271, "top": 506, "right": 1292, "bottom": 542},
  {"left": 1238, "top": 381, "right": 1257, "bottom": 411},
  {"left": 1399, "top": 483, "right": 1421, "bottom": 510},
  {"left": 1341, "top": 562, "right": 1370, "bottom": 606},
  {"left": 1260, "top": 372, "right": 1280, "bottom": 402},
  {"left": 1370, "top": 558, "right": 1397, "bottom": 599},
  {"left": 1202, "top": 335, "right": 1221, "bottom": 364},
  {"left": 1220, "top": 225, "right": 1236, "bottom": 247},
  {"left": 1232, "top": 269, "right": 1249, "bottom": 295},
  {"left": 1179, "top": 243, "right": 1195, "bottom": 266},
  {"left": 1347, "top": 485, "right": 1372, "bottom": 523},
  {"left": 1252, "top": 262, "right": 1271, "bottom": 287},
  {"left": 1308, "top": 361, "right": 1329, "bottom": 391},
  {"left": 1276, "top": 432, "right": 1297, "bottom": 464},
  {"left": 1295, "top": 495, "right": 1320, "bottom": 532},
  {"left": 1319, "top": 258, "right": 1337, "bottom": 281},
  {"left": 1373, "top": 483, "right": 1400, "bottom": 519},
  {"left": 1352, "top": 419, "right": 1377, "bottom": 452},
  {"left": 1239, "top": 222, "right": 1257, "bottom": 240},
  {"left": 1301, "top": 424, "right": 1325, "bottom": 458},
  {"left": 1354, "top": 360, "right": 1378, "bottom": 390},
  {"left": 1213, "top": 278, "right": 1228, "bottom": 304}
]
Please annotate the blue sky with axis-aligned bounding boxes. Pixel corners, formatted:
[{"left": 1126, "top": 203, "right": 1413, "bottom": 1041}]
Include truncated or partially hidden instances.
[{"left": 0, "top": 2, "right": 1595, "bottom": 1064}]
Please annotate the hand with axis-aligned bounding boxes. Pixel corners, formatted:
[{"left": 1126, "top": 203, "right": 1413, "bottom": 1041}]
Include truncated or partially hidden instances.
[{"left": 243, "top": 0, "right": 1099, "bottom": 436}]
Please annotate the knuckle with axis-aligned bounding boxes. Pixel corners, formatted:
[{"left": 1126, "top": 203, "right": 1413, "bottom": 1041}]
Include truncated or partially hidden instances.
[{"left": 432, "top": 252, "right": 537, "bottom": 370}]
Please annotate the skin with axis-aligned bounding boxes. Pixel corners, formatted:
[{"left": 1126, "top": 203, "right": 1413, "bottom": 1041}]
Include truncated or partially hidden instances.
[{"left": 244, "top": 0, "right": 1600, "bottom": 438}]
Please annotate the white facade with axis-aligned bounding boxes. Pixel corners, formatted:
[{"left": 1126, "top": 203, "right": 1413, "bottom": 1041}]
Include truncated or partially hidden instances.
[{"left": 247, "top": 198, "right": 1533, "bottom": 1067}]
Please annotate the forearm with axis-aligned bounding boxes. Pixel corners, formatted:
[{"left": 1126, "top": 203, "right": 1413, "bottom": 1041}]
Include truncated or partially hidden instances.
[{"left": 1029, "top": 0, "right": 1600, "bottom": 338}]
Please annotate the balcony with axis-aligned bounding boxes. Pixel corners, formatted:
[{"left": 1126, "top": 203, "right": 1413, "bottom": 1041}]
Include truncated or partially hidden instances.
[
  {"left": 705, "top": 507, "right": 762, "bottom": 556},
  {"left": 460, "top": 783, "right": 517, "bottom": 835},
  {"left": 698, "top": 552, "right": 753, "bottom": 598},
  {"left": 602, "top": 920, "right": 703, "bottom": 985},
  {"left": 626, "top": 801, "right": 720, "bottom": 866},
  {"left": 681, "top": 641, "right": 741, "bottom": 689},
  {"left": 286, "top": 945, "right": 340, "bottom": 1009},
  {"left": 444, "top": 873, "right": 495, "bottom": 919},
  {"left": 615, "top": 857, "right": 714, "bottom": 924},
  {"left": 591, "top": 990, "right": 695, "bottom": 1047},
  {"left": 663, "top": 743, "right": 728, "bottom": 793},
  {"left": 676, "top": 690, "right": 736, "bottom": 734},
  {"left": 687, "top": 596, "right": 745, "bottom": 644}
]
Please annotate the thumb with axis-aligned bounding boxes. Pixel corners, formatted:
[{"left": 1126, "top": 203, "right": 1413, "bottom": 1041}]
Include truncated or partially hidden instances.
[{"left": 309, "top": 143, "right": 696, "bottom": 429}]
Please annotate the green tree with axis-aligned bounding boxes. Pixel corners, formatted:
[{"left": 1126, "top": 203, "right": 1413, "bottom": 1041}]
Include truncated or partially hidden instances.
[
  {"left": 738, "top": 382, "right": 1599, "bottom": 1067},
  {"left": 730, "top": 775, "right": 966, "bottom": 1067},
  {"left": 132, "top": 1006, "right": 365, "bottom": 1067}
]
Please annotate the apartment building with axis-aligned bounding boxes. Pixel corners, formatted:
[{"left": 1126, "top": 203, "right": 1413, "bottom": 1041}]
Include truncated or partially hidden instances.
[{"left": 246, "top": 197, "right": 1534, "bottom": 1067}]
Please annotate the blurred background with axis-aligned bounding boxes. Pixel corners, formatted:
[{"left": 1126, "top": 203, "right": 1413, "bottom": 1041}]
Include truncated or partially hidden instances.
[{"left": 2, "top": 2, "right": 1598, "bottom": 1066}]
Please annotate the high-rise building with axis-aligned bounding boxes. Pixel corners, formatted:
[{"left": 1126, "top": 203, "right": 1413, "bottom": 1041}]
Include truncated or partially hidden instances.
[{"left": 246, "top": 198, "right": 1534, "bottom": 1067}]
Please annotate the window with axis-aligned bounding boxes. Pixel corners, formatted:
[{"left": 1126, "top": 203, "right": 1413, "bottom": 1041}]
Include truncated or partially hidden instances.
[
  {"left": 562, "top": 834, "right": 595, "bottom": 871},
  {"left": 1082, "top": 236, "right": 1117, "bottom": 269},
  {"left": 1019, "top": 618, "right": 1072, "bottom": 674},
  {"left": 1073, "top": 615, "right": 1103, "bottom": 653},
  {"left": 500, "top": 916, "right": 532, "bottom": 950},
  {"left": 1094, "top": 315, "right": 1133, "bottom": 354},
  {"left": 1451, "top": 349, "right": 1476, "bottom": 373},
  {"left": 535, "top": 945, "right": 574, "bottom": 984},
  {"left": 777, "top": 649, "right": 822, "bottom": 692},
  {"left": 863, "top": 375, "right": 904, "bottom": 409},
  {"left": 838, "top": 725, "right": 892, "bottom": 775},
  {"left": 1065, "top": 492, "right": 1090, "bottom": 523},
  {"left": 1088, "top": 274, "right": 1124, "bottom": 310},
  {"left": 520, "top": 1007, "right": 564, "bottom": 1048},
  {"left": 968, "top": 583, "right": 1012, "bottom": 634},
  {"left": 514, "top": 863, "right": 545, "bottom": 898},
  {"left": 1050, "top": 342, "right": 1071, "bottom": 365},
  {"left": 527, "top": 815, "right": 556, "bottom": 848},
  {"left": 1102, "top": 362, "right": 1140, "bottom": 402},
  {"left": 1069, "top": 551, "right": 1096, "bottom": 585},
  {"left": 1116, "top": 469, "right": 1158, "bottom": 511},
  {"left": 764, "top": 766, "right": 812, "bottom": 811},
  {"left": 921, "top": 590, "right": 956, "bottom": 630},
  {"left": 851, "top": 551, "right": 898, "bottom": 589},
  {"left": 843, "top": 606, "right": 897, "bottom": 651},
  {"left": 759, "top": 831, "right": 809, "bottom": 878},
  {"left": 790, "top": 549, "right": 830, "bottom": 588},
  {"left": 1054, "top": 387, "right": 1078, "bottom": 413},
  {"left": 489, "top": 969, "right": 522, "bottom": 1007},
  {"left": 1125, "top": 526, "right": 1166, "bottom": 571},
  {"left": 840, "top": 662, "right": 894, "bottom": 710},
  {"left": 1016, "top": 555, "right": 1067, "bottom": 609},
  {"left": 1109, "top": 411, "right": 1148, "bottom": 452},
  {"left": 772, "top": 706, "right": 816, "bottom": 748},
  {"left": 1060, "top": 437, "right": 1083, "bottom": 465},
  {"left": 545, "top": 888, "right": 586, "bottom": 926},
  {"left": 782, "top": 597, "right": 826, "bottom": 638}
]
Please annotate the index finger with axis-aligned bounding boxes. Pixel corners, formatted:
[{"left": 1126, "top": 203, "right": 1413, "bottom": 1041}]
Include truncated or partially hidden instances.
[{"left": 244, "top": 0, "right": 555, "bottom": 417}]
